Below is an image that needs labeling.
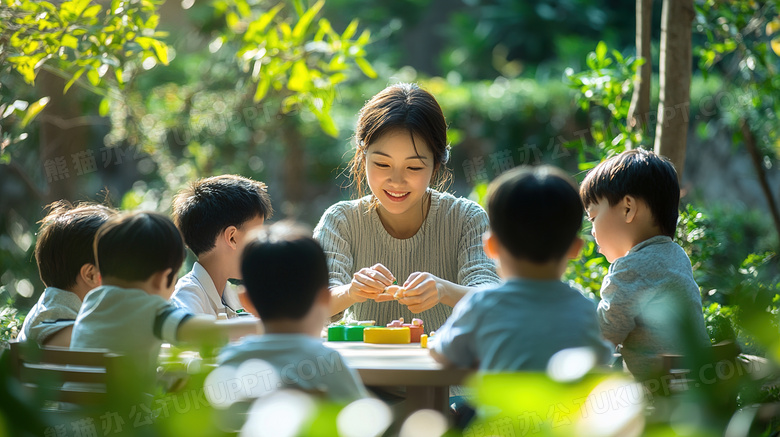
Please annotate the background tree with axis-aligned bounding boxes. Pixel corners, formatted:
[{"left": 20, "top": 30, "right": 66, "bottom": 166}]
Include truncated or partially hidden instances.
[{"left": 654, "top": 0, "right": 695, "bottom": 179}]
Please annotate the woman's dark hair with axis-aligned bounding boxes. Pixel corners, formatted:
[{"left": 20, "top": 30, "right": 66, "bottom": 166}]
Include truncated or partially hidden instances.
[
  {"left": 347, "top": 83, "right": 452, "bottom": 200},
  {"left": 94, "top": 212, "right": 185, "bottom": 288},
  {"left": 579, "top": 148, "right": 680, "bottom": 237},
  {"left": 35, "top": 201, "right": 116, "bottom": 289},
  {"left": 241, "top": 222, "right": 328, "bottom": 320}
]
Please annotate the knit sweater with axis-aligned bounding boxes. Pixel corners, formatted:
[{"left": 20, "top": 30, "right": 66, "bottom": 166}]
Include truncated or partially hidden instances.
[
  {"left": 313, "top": 190, "right": 500, "bottom": 330},
  {"left": 598, "top": 236, "right": 710, "bottom": 379}
]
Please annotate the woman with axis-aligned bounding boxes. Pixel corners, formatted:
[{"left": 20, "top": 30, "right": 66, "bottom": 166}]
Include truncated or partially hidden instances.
[{"left": 313, "top": 83, "right": 499, "bottom": 330}]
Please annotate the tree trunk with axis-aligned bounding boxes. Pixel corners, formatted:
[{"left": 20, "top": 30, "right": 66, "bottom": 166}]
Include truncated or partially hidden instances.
[
  {"left": 39, "top": 70, "right": 89, "bottom": 203},
  {"left": 627, "top": 0, "right": 653, "bottom": 142},
  {"left": 654, "top": 0, "right": 694, "bottom": 180},
  {"left": 741, "top": 119, "right": 780, "bottom": 240},
  {"left": 281, "top": 117, "right": 305, "bottom": 217}
]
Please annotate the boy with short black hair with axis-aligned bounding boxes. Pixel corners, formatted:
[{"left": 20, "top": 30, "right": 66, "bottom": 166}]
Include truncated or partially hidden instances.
[
  {"left": 71, "top": 212, "right": 259, "bottom": 387},
  {"left": 171, "top": 175, "right": 273, "bottom": 318},
  {"left": 580, "top": 148, "right": 709, "bottom": 380},
  {"left": 218, "top": 222, "right": 367, "bottom": 402},
  {"left": 431, "top": 166, "right": 611, "bottom": 370},
  {"left": 17, "top": 201, "right": 116, "bottom": 347}
]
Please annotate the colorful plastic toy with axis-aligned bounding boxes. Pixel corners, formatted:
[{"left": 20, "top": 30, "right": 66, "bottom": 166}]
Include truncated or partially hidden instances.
[
  {"left": 363, "top": 327, "right": 411, "bottom": 344},
  {"left": 387, "top": 317, "right": 424, "bottom": 342}
]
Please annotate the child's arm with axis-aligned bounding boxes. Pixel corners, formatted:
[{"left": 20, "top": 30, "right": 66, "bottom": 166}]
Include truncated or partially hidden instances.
[
  {"left": 177, "top": 316, "right": 262, "bottom": 346},
  {"left": 429, "top": 347, "right": 453, "bottom": 366},
  {"left": 597, "top": 261, "right": 640, "bottom": 346}
]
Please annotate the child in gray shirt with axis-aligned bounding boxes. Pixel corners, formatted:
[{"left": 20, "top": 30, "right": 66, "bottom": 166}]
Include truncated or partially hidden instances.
[{"left": 580, "top": 149, "right": 710, "bottom": 380}]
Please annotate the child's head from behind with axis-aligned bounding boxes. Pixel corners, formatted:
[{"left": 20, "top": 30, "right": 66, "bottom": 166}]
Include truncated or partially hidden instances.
[
  {"left": 95, "top": 211, "right": 185, "bottom": 297},
  {"left": 172, "top": 175, "right": 272, "bottom": 261},
  {"left": 35, "top": 201, "right": 116, "bottom": 294},
  {"left": 348, "top": 83, "right": 451, "bottom": 214},
  {"left": 240, "top": 222, "right": 328, "bottom": 322},
  {"left": 580, "top": 149, "right": 679, "bottom": 262},
  {"left": 487, "top": 166, "right": 583, "bottom": 267}
]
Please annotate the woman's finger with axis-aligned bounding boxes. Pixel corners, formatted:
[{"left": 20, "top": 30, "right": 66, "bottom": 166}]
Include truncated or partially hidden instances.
[
  {"left": 374, "top": 293, "right": 396, "bottom": 302},
  {"left": 370, "top": 264, "right": 395, "bottom": 286},
  {"left": 404, "top": 272, "right": 425, "bottom": 290},
  {"left": 353, "top": 273, "right": 386, "bottom": 292}
]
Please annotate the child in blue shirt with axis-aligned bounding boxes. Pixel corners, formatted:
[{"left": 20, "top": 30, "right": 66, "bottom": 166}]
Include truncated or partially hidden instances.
[
  {"left": 71, "top": 212, "right": 259, "bottom": 389},
  {"left": 580, "top": 149, "right": 709, "bottom": 380},
  {"left": 431, "top": 166, "right": 611, "bottom": 370},
  {"left": 218, "top": 223, "right": 368, "bottom": 403}
]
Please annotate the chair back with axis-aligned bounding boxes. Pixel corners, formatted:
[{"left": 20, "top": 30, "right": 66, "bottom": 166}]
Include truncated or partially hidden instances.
[{"left": 9, "top": 342, "right": 126, "bottom": 406}]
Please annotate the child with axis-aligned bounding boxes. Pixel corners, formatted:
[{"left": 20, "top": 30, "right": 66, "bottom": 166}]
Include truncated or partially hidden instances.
[
  {"left": 16, "top": 201, "right": 116, "bottom": 347},
  {"left": 71, "top": 211, "right": 259, "bottom": 387},
  {"left": 218, "top": 222, "right": 368, "bottom": 403},
  {"left": 171, "top": 175, "right": 273, "bottom": 318},
  {"left": 313, "top": 83, "right": 499, "bottom": 330},
  {"left": 580, "top": 149, "right": 710, "bottom": 380},
  {"left": 431, "top": 166, "right": 612, "bottom": 370}
]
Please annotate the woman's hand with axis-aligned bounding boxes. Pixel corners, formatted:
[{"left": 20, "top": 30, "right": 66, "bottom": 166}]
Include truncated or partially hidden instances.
[
  {"left": 348, "top": 263, "right": 396, "bottom": 302},
  {"left": 398, "top": 272, "right": 443, "bottom": 313}
]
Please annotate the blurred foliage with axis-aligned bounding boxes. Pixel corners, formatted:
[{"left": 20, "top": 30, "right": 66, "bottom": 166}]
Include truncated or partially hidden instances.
[
  {"left": 442, "top": 0, "right": 640, "bottom": 80},
  {"left": 208, "top": 0, "right": 376, "bottom": 136},
  {"left": 695, "top": 0, "right": 780, "bottom": 173},
  {"left": 565, "top": 41, "right": 646, "bottom": 170},
  {"left": 0, "top": 0, "right": 170, "bottom": 140},
  {"left": 0, "top": 296, "right": 22, "bottom": 350}
]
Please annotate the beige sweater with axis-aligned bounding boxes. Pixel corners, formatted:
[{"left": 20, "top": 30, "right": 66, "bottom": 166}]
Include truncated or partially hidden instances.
[{"left": 313, "top": 190, "right": 500, "bottom": 330}]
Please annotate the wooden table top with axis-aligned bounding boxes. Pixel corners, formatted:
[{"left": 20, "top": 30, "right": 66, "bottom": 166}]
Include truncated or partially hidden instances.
[{"left": 324, "top": 342, "right": 473, "bottom": 387}]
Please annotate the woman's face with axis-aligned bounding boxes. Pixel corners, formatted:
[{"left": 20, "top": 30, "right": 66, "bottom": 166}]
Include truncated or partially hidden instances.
[{"left": 365, "top": 129, "right": 436, "bottom": 218}]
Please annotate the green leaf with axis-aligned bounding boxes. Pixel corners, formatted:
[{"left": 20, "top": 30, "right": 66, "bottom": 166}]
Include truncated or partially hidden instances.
[
  {"left": 287, "top": 60, "right": 309, "bottom": 92},
  {"left": 316, "top": 110, "right": 338, "bottom": 138},
  {"left": 329, "top": 72, "right": 347, "bottom": 85},
  {"left": 596, "top": 41, "right": 607, "bottom": 63},
  {"left": 8, "top": 56, "right": 36, "bottom": 84},
  {"left": 150, "top": 40, "right": 168, "bottom": 65},
  {"left": 99, "top": 97, "right": 109, "bottom": 117},
  {"left": 356, "top": 29, "right": 371, "bottom": 46},
  {"left": 292, "top": 0, "right": 324, "bottom": 40},
  {"left": 82, "top": 4, "right": 101, "bottom": 18},
  {"left": 355, "top": 57, "right": 377, "bottom": 78},
  {"left": 253, "top": 76, "right": 271, "bottom": 102},
  {"left": 252, "top": 3, "right": 283, "bottom": 36},
  {"left": 61, "top": 33, "right": 79, "bottom": 49},
  {"left": 135, "top": 36, "right": 154, "bottom": 50},
  {"left": 63, "top": 67, "right": 85, "bottom": 93},
  {"left": 86, "top": 67, "right": 100, "bottom": 86},
  {"left": 292, "top": 0, "right": 304, "bottom": 17},
  {"left": 20, "top": 97, "right": 50, "bottom": 128},
  {"left": 235, "top": 0, "right": 251, "bottom": 18},
  {"left": 342, "top": 19, "right": 359, "bottom": 40},
  {"left": 226, "top": 12, "right": 239, "bottom": 30}
]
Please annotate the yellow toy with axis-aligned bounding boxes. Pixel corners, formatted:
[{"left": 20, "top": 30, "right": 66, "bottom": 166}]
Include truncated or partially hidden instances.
[{"left": 363, "top": 327, "right": 411, "bottom": 344}]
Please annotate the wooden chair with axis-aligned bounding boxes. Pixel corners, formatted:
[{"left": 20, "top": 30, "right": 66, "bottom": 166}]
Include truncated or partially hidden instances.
[
  {"left": 8, "top": 341, "right": 127, "bottom": 407},
  {"left": 652, "top": 339, "right": 747, "bottom": 416}
]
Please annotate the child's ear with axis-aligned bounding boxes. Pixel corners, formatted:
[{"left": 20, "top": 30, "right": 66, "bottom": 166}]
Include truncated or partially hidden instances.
[
  {"left": 151, "top": 268, "right": 173, "bottom": 294},
  {"left": 567, "top": 237, "right": 585, "bottom": 260},
  {"left": 237, "top": 285, "right": 258, "bottom": 315},
  {"left": 317, "top": 286, "right": 331, "bottom": 305},
  {"left": 80, "top": 263, "right": 101, "bottom": 288},
  {"left": 482, "top": 230, "right": 500, "bottom": 260},
  {"left": 622, "top": 195, "right": 638, "bottom": 223},
  {"left": 224, "top": 226, "right": 239, "bottom": 249}
]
